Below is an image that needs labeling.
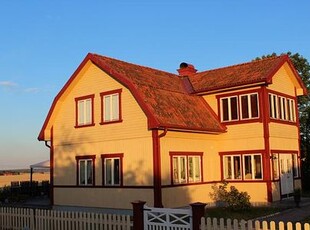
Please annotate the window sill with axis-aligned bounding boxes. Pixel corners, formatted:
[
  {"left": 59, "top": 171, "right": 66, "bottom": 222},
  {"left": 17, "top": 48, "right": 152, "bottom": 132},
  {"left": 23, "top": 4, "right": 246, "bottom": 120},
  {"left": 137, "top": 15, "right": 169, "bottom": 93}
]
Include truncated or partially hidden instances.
[
  {"left": 75, "top": 123, "right": 95, "bottom": 128},
  {"left": 221, "top": 118, "right": 262, "bottom": 125},
  {"left": 100, "top": 120, "right": 123, "bottom": 125},
  {"left": 269, "top": 119, "right": 297, "bottom": 126}
]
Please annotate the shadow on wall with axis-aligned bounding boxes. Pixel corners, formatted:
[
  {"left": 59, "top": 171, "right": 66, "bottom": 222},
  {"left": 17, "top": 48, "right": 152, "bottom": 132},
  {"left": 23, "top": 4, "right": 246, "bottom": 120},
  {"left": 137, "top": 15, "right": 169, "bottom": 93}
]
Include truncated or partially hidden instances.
[{"left": 52, "top": 125, "right": 193, "bottom": 209}]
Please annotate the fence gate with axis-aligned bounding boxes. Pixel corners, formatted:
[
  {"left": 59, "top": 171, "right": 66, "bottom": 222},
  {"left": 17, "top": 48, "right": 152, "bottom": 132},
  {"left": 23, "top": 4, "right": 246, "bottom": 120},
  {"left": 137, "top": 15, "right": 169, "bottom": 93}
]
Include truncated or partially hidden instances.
[{"left": 144, "top": 205, "right": 192, "bottom": 230}]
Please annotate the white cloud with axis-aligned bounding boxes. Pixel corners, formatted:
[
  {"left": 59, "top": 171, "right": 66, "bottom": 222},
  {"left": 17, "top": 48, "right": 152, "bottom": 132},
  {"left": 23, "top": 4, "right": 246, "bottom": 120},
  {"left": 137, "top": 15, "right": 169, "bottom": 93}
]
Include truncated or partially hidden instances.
[
  {"left": 24, "top": 88, "right": 40, "bottom": 93},
  {"left": 0, "top": 81, "right": 18, "bottom": 88}
]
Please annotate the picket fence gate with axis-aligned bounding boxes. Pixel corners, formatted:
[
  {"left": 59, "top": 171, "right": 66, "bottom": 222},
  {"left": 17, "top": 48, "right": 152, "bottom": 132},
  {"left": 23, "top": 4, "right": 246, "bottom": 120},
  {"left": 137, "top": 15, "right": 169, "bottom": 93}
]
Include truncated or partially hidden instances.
[
  {"left": 143, "top": 205, "right": 192, "bottom": 230},
  {"left": 0, "top": 207, "right": 132, "bottom": 230},
  {"left": 200, "top": 217, "right": 310, "bottom": 230}
]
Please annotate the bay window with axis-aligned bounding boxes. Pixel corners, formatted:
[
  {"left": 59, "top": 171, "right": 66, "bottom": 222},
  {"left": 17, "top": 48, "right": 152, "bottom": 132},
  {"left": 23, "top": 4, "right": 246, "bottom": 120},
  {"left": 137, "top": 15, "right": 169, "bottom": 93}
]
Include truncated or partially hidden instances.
[{"left": 269, "top": 92, "right": 296, "bottom": 122}]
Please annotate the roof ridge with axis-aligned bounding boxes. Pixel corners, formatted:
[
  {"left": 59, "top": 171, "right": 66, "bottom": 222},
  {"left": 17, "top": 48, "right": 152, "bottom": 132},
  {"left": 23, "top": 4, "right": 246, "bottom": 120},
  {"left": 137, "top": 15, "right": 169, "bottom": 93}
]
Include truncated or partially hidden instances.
[
  {"left": 195, "top": 54, "right": 287, "bottom": 75},
  {"left": 91, "top": 53, "right": 178, "bottom": 77}
]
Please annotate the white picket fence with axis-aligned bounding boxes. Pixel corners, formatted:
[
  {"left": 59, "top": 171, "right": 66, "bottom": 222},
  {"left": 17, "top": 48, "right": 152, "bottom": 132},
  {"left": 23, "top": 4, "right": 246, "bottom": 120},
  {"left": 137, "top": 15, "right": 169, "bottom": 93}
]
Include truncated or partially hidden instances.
[
  {"left": 201, "top": 217, "right": 310, "bottom": 230},
  {"left": 0, "top": 207, "right": 132, "bottom": 230}
]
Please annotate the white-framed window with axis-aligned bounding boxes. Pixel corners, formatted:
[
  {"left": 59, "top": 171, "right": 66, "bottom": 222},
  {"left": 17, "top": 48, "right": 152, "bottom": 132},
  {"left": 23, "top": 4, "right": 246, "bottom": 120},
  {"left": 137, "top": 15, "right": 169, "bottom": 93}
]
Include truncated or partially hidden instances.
[
  {"left": 100, "top": 89, "right": 122, "bottom": 124},
  {"left": 243, "top": 154, "right": 263, "bottom": 180},
  {"left": 269, "top": 93, "right": 296, "bottom": 122},
  {"left": 102, "top": 154, "right": 123, "bottom": 186},
  {"left": 219, "top": 92, "right": 259, "bottom": 122},
  {"left": 240, "top": 93, "right": 259, "bottom": 120},
  {"left": 171, "top": 153, "right": 202, "bottom": 184},
  {"left": 75, "top": 95, "right": 94, "bottom": 127},
  {"left": 221, "top": 96, "right": 238, "bottom": 122},
  {"left": 223, "top": 155, "right": 241, "bottom": 180},
  {"left": 221, "top": 152, "right": 263, "bottom": 180},
  {"left": 76, "top": 156, "right": 95, "bottom": 186}
]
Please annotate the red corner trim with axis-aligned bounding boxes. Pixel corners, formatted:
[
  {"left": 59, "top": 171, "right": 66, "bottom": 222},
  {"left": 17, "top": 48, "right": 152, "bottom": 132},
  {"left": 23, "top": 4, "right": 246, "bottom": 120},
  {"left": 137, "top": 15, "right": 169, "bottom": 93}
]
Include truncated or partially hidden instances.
[{"left": 38, "top": 53, "right": 94, "bottom": 141}]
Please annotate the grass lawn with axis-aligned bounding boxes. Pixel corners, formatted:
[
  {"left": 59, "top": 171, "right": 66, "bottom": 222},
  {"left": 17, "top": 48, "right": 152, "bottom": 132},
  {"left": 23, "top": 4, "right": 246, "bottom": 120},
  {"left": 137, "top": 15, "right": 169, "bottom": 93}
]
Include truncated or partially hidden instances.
[{"left": 205, "top": 206, "right": 285, "bottom": 221}]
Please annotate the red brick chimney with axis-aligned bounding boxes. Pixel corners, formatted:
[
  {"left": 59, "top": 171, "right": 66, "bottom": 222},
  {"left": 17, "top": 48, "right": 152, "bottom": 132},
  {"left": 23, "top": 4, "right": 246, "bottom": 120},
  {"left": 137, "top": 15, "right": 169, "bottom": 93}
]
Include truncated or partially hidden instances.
[{"left": 177, "top": 62, "right": 197, "bottom": 76}]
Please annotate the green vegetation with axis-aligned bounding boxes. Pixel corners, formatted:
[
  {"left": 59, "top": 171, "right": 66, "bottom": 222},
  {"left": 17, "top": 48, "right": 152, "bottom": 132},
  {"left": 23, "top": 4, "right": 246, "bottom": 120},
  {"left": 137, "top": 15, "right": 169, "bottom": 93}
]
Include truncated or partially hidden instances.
[{"left": 210, "top": 182, "right": 251, "bottom": 211}]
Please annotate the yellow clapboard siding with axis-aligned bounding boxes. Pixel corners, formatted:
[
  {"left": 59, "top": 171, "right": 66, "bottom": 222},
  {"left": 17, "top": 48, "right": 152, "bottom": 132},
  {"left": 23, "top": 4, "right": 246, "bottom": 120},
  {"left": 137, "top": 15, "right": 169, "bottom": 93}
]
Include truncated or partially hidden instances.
[
  {"left": 54, "top": 187, "right": 154, "bottom": 209},
  {"left": 268, "top": 64, "right": 296, "bottom": 96}
]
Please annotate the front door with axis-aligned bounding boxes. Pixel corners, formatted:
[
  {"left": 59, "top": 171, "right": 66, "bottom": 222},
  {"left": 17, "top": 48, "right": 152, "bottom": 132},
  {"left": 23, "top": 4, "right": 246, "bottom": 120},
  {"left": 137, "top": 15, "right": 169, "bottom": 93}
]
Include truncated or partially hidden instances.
[{"left": 279, "top": 154, "right": 294, "bottom": 197}]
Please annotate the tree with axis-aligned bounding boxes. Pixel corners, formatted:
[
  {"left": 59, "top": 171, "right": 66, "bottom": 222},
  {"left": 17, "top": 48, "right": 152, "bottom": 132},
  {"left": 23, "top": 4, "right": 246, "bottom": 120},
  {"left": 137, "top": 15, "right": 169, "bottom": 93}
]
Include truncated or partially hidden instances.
[{"left": 256, "top": 52, "right": 310, "bottom": 190}]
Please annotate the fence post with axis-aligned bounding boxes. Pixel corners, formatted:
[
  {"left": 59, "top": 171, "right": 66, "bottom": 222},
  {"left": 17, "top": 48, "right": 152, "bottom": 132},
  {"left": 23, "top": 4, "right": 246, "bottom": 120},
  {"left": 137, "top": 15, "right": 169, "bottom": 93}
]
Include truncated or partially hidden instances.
[
  {"left": 190, "top": 202, "right": 206, "bottom": 230},
  {"left": 131, "top": 200, "right": 146, "bottom": 230}
]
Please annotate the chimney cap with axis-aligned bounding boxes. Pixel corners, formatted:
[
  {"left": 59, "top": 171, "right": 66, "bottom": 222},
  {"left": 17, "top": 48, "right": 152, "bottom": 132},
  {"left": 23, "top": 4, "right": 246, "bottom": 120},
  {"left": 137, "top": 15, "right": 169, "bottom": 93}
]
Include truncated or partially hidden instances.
[{"left": 177, "top": 62, "right": 197, "bottom": 76}]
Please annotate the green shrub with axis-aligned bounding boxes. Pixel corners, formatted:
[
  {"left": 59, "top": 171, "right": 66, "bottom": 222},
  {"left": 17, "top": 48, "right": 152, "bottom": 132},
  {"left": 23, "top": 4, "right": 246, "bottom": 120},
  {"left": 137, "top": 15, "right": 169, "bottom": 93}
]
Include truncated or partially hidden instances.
[{"left": 210, "top": 182, "right": 251, "bottom": 211}]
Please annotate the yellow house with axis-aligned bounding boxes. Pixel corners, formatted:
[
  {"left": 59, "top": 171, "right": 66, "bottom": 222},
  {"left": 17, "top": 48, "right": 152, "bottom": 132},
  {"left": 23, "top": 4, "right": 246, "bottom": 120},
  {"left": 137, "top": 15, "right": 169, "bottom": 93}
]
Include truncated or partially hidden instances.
[{"left": 38, "top": 53, "right": 307, "bottom": 209}]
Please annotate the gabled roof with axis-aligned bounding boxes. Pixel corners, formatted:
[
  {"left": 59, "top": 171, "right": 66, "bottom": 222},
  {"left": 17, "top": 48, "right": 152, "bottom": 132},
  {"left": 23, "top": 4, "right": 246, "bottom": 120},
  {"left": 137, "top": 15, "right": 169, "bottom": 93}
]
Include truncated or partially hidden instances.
[
  {"left": 188, "top": 55, "right": 307, "bottom": 94},
  {"left": 38, "top": 53, "right": 226, "bottom": 141}
]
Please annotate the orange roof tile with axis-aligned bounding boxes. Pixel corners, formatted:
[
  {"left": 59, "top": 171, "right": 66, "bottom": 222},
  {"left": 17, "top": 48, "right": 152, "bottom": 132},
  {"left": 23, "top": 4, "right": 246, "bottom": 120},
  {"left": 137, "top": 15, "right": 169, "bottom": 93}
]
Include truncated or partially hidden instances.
[
  {"left": 188, "top": 55, "right": 296, "bottom": 93},
  {"left": 90, "top": 54, "right": 226, "bottom": 133}
]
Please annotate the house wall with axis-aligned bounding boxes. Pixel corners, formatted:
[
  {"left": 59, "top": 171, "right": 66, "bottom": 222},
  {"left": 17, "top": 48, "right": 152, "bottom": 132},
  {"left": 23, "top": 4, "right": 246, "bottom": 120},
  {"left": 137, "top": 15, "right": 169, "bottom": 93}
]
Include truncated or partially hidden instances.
[{"left": 52, "top": 63, "right": 154, "bottom": 209}]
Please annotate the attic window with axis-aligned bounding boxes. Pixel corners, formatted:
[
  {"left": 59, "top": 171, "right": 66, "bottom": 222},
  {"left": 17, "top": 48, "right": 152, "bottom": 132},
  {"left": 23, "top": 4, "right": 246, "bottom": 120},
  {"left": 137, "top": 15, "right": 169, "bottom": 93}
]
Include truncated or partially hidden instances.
[
  {"left": 75, "top": 94, "right": 95, "bottom": 128},
  {"left": 100, "top": 89, "right": 122, "bottom": 125}
]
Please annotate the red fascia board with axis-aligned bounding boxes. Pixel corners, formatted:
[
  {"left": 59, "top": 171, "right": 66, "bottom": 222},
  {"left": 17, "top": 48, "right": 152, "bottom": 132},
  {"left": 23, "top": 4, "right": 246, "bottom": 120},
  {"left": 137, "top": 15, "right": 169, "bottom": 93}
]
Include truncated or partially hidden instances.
[
  {"left": 89, "top": 54, "right": 160, "bottom": 129},
  {"left": 157, "top": 123, "right": 226, "bottom": 134},
  {"left": 285, "top": 57, "right": 308, "bottom": 95},
  {"left": 38, "top": 53, "right": 94, "bottom": 141}
]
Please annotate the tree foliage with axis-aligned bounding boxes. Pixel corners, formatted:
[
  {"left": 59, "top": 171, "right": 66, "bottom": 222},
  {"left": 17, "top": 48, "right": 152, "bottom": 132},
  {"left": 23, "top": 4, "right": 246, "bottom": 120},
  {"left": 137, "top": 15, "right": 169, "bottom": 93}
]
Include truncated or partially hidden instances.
[{"left": 256, "top": 52, "right": 310, "bottom": 190}]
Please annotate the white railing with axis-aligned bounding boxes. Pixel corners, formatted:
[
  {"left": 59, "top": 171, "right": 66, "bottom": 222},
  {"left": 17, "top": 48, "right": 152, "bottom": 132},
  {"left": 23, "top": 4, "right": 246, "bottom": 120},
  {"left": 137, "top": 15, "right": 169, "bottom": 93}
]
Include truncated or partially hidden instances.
[
  {"left": 200, "top": 217, "right": 310, "bottom": 230},
  {"left": 144, "top": 205, "right": 192, "bottom": 230},
  {"left": 0, "top": 207, "right": 132, "bottom": 230}
]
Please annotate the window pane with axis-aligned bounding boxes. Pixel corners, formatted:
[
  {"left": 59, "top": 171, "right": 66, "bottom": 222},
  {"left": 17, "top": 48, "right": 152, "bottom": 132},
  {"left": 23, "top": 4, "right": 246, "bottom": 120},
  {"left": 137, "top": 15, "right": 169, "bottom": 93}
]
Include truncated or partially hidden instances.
[
  {"left": 233, "top": 156, "right": 241, "bottom": 179},
  {"left": 273, "top": 95, "right": 278, "bottom": 119},
  {"left": 241, "top": 95, "right": 249, "bottom": 119},
  {"left": 194, "top": 157, "right": 201, "bottom": 182},
  {"left": 231, "top": 97, "right": 238, "bottom": 120},
  {"left": 273, "top": 154, "right": 279, "bottom": 180},
  {"left": 224, "top": 156, "right": 232, "bottom": 179},
  {"left": 188, "top": 156, "right": 201, "bottom": 182},
  {"left": 87, "top": 160, "right": 93, "bottom": 185},
  {"left": 78, "top": 101, "right": 85, "bottom": 125},
  {"left": 287, "top": 99, "right": 291, "bottom": 121},
  {"left": 180, "top": 157, "right": 186, "bottom": 182},
  {"left": 114, "top": 158, "right": 120, "bottom": 185},
  {"left": 222, "top": 98, "right": 229, "bottom": 121},
  {"left": 244, "top": 155, "right": 252, "bottom": 179},
  {"left": 293, "top": 154, "right": 299, "bottom": 177},
  {"left": 85, "top": 99, "right": 91, "bottom": 124},
  {"left": 173, "top": 157, "right": 179, "bottom": 183},
  {"left": 254, "top": 155, "right": 262, "bottom": 179},
  {"left": 104, "top": 96, "right": 111, "bottom": 121},
  {"left": 112, "top": 94, "right": 119, "bottom": 120},
  {"left": 105, "top": 159, "right": 112, "bottom": 185},
  {"left": 79, "top": 160, "right": 86, "bottom": 185},
  {"left": 250, "top": 94, "right": 259, "bottom": 118}
]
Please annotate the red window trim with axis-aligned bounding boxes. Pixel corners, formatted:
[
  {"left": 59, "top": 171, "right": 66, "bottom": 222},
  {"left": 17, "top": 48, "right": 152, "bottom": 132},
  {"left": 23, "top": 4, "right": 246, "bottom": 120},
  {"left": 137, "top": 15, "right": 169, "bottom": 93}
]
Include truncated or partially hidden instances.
[
  {"left": 75, "top": 155, "right": 96, "bottom": 186},
  {"left": 101, "top": 153, "right": 124, "bottom": 187},
  {"left": 169, "top": 151, "right": 203, "bottom": 185},
  {"left": 100, "top": 89, "right": 123, "bottom": 125},
  {"left": 74, "top": 94, "right": 95, "bottom": 128},
  {"left": 267, "top": 89, "right": 297, "bottom": 125},
  {"left": 219, "top": 150, "right": 265, "bottom": 181},
  {"left": 216, "top": 89, "right": 263, "bottom": 125}
]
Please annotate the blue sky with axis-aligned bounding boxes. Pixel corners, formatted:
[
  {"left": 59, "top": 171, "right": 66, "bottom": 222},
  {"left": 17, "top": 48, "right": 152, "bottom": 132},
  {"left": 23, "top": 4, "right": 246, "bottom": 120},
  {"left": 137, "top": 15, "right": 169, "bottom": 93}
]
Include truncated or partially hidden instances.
[{"left": 0, "top": 1, "right": 309, "bottom": 169}]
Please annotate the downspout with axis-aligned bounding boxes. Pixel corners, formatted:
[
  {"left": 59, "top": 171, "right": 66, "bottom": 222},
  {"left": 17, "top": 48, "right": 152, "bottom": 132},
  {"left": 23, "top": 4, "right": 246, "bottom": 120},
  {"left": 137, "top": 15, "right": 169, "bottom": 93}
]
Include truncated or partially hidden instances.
[
  {"left": 44, "top": 128, "right": 54, "bottom": 205},
  {"left": 152, "top": 128, "right": 167, "bottom": 207}
]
